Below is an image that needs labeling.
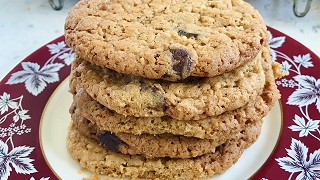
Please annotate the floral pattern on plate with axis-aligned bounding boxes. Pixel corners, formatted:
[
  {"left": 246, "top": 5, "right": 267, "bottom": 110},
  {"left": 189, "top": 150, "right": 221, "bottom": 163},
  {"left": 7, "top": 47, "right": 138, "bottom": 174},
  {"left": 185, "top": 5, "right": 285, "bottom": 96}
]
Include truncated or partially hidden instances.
[
  {"left": 0, "top": 28, "right": 319, "bottom": 180},
  {"left": 0, "top": 38, "right": 72, "bottom": 180},
  {"left": 6, "top": 42, "right": 73, "bottom": 96},
  {"left": 268, "top": 32, "right": 320, "bottom": 180}
]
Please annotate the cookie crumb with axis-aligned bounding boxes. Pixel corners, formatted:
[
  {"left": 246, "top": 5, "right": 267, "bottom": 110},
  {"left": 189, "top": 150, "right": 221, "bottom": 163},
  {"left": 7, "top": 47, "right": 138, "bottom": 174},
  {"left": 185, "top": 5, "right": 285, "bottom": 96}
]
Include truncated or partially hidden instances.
[
  {"left": 272, "top": 62, "right": 288, "bottom": 79},
  {"left": 82, "top": 173, "right": 100, "bottom": 180}
]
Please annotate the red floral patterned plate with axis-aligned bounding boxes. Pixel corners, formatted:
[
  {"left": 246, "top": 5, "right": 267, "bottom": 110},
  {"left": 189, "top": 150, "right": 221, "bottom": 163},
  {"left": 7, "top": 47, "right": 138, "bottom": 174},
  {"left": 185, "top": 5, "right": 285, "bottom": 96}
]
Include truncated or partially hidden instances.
[{"left": 0, "top": 27, "right": 319, "bottom": 180}]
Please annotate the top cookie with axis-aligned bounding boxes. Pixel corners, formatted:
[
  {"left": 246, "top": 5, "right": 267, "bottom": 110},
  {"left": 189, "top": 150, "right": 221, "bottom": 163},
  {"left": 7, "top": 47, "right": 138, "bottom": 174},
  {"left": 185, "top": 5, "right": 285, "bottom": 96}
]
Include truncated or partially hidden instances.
[{"left": 65, "top": 0, "right": 267, "bottom": 81}]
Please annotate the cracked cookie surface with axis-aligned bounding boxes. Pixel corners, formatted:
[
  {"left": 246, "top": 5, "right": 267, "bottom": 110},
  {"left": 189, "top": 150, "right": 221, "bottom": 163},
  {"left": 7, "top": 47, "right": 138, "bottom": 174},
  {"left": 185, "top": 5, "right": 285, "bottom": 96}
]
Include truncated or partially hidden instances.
[{"left": 65, "top": 0, "right": 267, "bottom": 81}]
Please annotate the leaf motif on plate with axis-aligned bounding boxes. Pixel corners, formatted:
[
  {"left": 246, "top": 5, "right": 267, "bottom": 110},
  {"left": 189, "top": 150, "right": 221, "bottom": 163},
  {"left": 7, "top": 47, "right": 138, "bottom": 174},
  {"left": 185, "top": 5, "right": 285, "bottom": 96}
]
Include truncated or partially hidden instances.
[
  {"left": 6, "top": 62, "right": 64, "bottom": 96},
  {"left": 0, "top": 140, "right": 37, "bottom": 179},
  {"left": 289, "top": 114, "right": 320, "bottom": 137},
  {"left": 276, "top": 138, "right": 320, "bottom": 179},
  {"left": 287, "top": 75, "right": 320, "bottom": 113}
]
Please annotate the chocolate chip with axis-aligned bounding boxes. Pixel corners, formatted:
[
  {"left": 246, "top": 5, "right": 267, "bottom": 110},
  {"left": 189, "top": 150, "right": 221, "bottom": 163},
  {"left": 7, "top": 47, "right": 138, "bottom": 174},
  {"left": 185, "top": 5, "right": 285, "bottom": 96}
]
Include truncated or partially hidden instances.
[
  {"left": 171, "top": 48, "right": 192, "bottom": 74},
  {"left": 163, "top": 48, "right": 193, "bottom": 80},
  {"left": 178, "top": 30, "right": 199, "bottom": 38},
  {"left": 140, "top": 82, "right": 158, "bottom": 93},
  {"left": 161, "top": 102, "right": 167, "bottom": 111},
  {"left": 98, "top": 131, "right": 123, "bottom": 152},
  {"left": 139, "top": 81, "right": 166, "bottom": 111},
  {"left": 161, "top": 73, "right": 171, "bottom": 80}
]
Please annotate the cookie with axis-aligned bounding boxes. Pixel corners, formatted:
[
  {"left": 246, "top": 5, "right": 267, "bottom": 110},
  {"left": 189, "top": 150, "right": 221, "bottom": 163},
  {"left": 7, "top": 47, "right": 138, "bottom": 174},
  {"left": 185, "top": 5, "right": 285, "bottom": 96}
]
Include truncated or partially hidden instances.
[
  {"left": 71, "top": 88, "right": 262, "bottom": 141},
  {"left": 72, "top": 114, "right": 235, "bottom": 158},
  {"left": 65, "top": 0, "right": 267, "bottom": 81},
  {"left": 69, "top": 46, "right": 278, "bottom": 140},
  {"left": 69, "top": 50, "right": 265, "bottom": 120},
  {"left": 67, "top": 119, "right": 262, "bottom": 179}
]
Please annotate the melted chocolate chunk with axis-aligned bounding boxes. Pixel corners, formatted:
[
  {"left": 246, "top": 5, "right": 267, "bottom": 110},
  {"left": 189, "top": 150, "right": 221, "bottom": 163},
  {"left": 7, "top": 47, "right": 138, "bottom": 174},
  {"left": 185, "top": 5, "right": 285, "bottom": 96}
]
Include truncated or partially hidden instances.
[
  {"left": 162, "top": 102, "right": 167, "bottom": 111},
  {"left": 140, "top": 81, "right": 158, "bottom": 93},
  {"left": 170, "top": 48, "right": 193, "bottom": 79},
  {"left": 139, "top": 81, "right": 166, "bottom": 111},
  {"left": 161, "top": 73, "right": 171, "bottom": 80},
  {"left": 98, "top": 131, "right": 123, "bottom": 152},
  {"left": 178, "top": 30, "right": 199, "bottom": 38}
]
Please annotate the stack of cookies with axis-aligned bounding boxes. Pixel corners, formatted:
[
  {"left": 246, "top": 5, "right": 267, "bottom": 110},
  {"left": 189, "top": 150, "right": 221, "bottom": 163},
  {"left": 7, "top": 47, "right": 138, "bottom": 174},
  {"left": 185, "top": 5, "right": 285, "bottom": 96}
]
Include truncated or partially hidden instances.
[{"left": 65, "top": 0, "right": 283, "bottom": 179}]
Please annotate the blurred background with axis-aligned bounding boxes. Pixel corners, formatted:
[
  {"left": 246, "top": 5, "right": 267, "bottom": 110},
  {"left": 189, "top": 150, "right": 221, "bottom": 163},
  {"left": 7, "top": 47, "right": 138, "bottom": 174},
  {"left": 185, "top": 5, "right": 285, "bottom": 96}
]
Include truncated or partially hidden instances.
[{"left": 0, "top": 0, "right": 319, "bottom": 79}]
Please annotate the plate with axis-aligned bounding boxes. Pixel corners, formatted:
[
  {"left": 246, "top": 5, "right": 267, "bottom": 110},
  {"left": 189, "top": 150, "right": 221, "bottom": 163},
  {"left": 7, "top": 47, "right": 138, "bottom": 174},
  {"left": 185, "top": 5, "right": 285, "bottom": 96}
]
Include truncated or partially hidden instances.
[{"left": 0, "top": 27, "right": 319, "bottom": 180}]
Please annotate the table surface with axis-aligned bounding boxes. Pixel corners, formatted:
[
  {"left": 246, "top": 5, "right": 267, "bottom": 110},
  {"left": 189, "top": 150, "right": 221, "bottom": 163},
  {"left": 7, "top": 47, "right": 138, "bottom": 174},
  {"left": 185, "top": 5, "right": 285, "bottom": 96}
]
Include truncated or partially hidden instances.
[{"left": 1, "top": 0, "right": 319, "bottom": 80}]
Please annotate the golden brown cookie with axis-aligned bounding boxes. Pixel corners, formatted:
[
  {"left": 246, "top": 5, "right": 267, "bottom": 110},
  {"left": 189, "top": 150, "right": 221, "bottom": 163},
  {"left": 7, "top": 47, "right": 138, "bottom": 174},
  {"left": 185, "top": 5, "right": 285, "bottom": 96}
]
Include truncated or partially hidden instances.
[
  {"left": 72, "top": 114, "right": 228, "bottom": 159},
  {"left": 65, "top": 0, "right": 267, "bottom": 81},
  {"left": 69, "top": 47, "right": 279, "bottom": 140},
  {"left": 69, "top": 51, "right": 265, "bottom": 120},
  {"left": 67, "top": 119, "right": 262, "bottom": 179}
]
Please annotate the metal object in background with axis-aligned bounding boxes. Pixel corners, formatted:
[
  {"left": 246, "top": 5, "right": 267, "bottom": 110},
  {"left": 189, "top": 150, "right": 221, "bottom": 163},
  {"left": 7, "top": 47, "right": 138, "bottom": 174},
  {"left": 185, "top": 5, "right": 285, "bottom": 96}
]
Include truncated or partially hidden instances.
[
  {"left": 48, "top": 0, "right": 312, "bottom": 17},
  {"left": 293, "top": 0, "right": 312, "bottom": 17},
  {"left": 49, "top": 0, "right": 64, "bottom": 10}
]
